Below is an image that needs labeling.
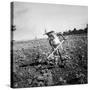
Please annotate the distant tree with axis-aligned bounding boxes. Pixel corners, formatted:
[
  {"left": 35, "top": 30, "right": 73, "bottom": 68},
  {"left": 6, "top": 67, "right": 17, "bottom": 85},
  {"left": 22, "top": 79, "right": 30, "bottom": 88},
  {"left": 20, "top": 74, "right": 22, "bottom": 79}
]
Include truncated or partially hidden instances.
[
  {"left": 11, "top": 25, "right": 16, "bottom": 31},
  {"left": 73, "top": 28, "right": 77, "bottom": 31},
  {"left": 86, "top": 24, "right": 88, "bottom": 29},
  {"left": 11, "top": 25, "right": 16, "bottom": 42},
  {"left": 84, "top": 24, "right": 88, "bottom": 33},
  {"left": 68, "top": 30, "right": 72, "bottom": 34},
  {"left": 73, "top": 28, "right": 77, "bottom": 33}
]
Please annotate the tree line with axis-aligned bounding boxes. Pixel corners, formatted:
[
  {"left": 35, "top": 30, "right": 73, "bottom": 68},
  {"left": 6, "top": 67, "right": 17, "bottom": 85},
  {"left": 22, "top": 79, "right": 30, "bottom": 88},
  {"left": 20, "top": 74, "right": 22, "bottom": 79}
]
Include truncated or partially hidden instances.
[
  {"left": 11, "top": 24, "right": 88, "bottom": 37},
  {"left": 63, "top": 24, "right": 88, "bottom": 35}
]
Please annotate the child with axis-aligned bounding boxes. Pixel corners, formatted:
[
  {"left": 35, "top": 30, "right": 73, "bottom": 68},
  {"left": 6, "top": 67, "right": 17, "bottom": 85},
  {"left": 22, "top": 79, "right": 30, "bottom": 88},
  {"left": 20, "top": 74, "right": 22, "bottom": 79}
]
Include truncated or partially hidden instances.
[{"left": 44, "top": 30, "right": 66, "bottom": 64}]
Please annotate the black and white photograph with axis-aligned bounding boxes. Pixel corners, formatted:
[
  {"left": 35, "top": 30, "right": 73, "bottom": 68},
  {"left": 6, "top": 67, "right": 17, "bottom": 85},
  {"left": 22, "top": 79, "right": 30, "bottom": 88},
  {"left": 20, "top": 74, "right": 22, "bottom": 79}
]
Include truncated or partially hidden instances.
[{"left": 11, "top": 2, "right": 88, "bottom": 88}]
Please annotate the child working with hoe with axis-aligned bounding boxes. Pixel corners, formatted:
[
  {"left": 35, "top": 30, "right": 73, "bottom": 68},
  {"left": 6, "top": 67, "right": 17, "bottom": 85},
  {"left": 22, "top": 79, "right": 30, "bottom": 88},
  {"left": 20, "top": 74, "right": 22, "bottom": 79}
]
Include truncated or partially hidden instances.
[{"left": 44, "top": 30, "right": 66, "bottom": 65}]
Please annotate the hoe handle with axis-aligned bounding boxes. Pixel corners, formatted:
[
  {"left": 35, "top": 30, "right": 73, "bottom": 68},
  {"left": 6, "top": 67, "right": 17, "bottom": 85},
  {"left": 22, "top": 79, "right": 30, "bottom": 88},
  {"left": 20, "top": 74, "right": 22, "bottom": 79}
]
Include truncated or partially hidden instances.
[{"left": 47, "top": 40, "right": 64, "bottom": 59}]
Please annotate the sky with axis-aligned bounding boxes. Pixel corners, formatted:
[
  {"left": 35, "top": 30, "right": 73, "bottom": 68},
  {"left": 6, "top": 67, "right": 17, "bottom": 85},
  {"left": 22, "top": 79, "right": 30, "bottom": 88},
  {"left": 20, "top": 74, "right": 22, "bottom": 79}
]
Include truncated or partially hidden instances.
[{"left": 13, "top": 2, "right": 88, "bottom": 41}]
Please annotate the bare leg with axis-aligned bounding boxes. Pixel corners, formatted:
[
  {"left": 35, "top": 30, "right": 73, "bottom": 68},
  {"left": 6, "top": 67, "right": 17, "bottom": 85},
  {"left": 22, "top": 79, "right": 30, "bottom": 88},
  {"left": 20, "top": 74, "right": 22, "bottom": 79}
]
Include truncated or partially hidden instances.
[
  {"left": 53, "top": 49, "right": 62, "bottom": 65},
  {"left": 57, "top": 49, "right": 62, "bottom": 59}
]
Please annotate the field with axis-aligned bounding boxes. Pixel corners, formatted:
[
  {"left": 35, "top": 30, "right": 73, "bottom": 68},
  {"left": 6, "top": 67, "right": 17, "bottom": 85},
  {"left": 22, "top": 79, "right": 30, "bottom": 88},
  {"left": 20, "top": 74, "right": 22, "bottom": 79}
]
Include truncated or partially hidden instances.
[{"left": 11, "top": 34, "right": 88, "bottom": 88}]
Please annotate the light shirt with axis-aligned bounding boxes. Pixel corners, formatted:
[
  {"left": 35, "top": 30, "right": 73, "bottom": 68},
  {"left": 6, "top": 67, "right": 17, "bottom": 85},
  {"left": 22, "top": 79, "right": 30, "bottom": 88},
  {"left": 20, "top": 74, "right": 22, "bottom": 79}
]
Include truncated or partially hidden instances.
[{"left": 53, "top": 34, "right": 60, "bottom": 46}]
